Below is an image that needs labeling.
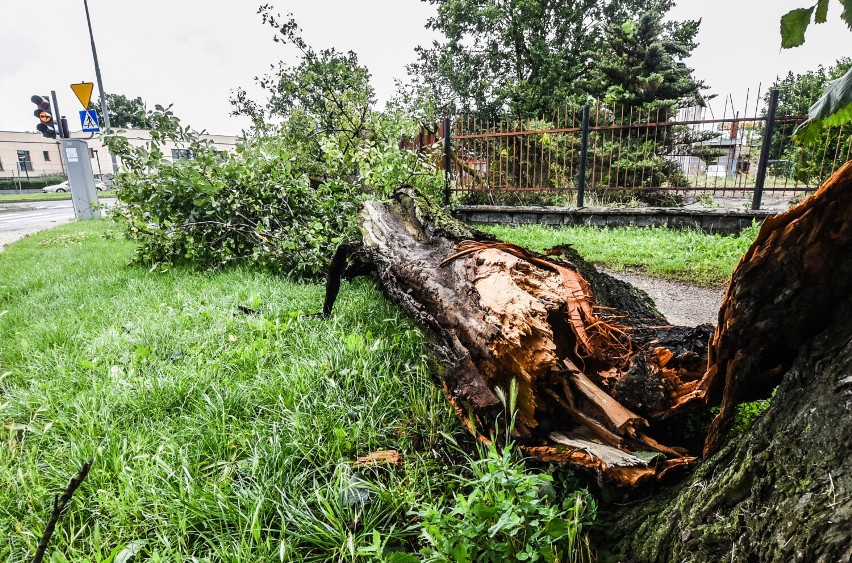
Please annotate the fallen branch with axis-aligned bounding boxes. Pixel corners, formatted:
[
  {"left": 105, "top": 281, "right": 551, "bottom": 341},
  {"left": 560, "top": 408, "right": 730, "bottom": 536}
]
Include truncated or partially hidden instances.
[{"left": 32, "top": 459, "right": 93, "bottom": 563}]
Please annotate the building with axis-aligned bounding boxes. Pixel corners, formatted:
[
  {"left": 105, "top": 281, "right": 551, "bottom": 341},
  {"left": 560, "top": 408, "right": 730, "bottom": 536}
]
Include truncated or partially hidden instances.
[{"left": 0, "top": 129, "right": 239, "bottom": 186}]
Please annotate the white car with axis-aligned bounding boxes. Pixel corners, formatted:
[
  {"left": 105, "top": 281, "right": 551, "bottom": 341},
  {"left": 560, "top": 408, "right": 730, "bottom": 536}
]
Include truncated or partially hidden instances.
[{"left": 43, "top": 180, "right": 106, "bottom": 193}]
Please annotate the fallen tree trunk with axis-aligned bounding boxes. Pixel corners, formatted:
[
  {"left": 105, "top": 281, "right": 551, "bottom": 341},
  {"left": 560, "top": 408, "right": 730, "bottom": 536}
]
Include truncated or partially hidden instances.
[{"left": 324, "top": 188, "right": 714, "bottom": 488}]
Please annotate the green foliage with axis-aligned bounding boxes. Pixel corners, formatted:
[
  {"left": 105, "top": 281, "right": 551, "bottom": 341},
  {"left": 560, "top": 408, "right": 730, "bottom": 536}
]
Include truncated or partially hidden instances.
[
  {"left": 581, "top": 12, "right": 709, "bottom": 189},
  {"left": 415, "top": 443, "right": 595, "bottom": 562},
  {"left": 779, "top": 1, "right": 852, "bottom": 141},
  {"left": 730, "top": 397, "right": 773, "bottom": 436},
  {"left": 780, "top": 6, "right": 817, "bottom": 48},
  {"left": 794, "top": 65, "right": 852, "bottom": 143},
  {"left": 92, "top": 93, "right": 156, "bottom": 129},
  {"left": 409, "top": 0, "right": 683, "bottom": 119},
  {"left": 767, "top": 58, "right": 852, "bottom": 184},
  {"left": 414, "top": 383, "right": 596, "bottom": 562},
  {"left": 780, "top": 0, "right": 852, "bottom": 48},
  {"left": 429, "top": 8, "right": 708, "bottom": 196},
  {"left": 584, "top": 12, "right": 704, "bottom": 108}
]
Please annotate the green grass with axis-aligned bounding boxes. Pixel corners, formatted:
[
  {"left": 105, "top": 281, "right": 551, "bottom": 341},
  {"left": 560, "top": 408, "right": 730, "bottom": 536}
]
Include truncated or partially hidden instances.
[
  {"left": 0, "top": 221, "right": 460, "bottom": 561},
  {"left": 482, "top": 223, "right": 760, "bottom": 287},
  {"left": 0, "top": 191, "right": 116, "bottom": 203}
]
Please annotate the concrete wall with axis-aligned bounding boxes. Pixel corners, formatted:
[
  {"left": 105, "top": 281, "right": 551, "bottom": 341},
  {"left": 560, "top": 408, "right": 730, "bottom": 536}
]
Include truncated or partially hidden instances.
[{"left": 452, "top": 205, "right": 775, "bottom": 234}]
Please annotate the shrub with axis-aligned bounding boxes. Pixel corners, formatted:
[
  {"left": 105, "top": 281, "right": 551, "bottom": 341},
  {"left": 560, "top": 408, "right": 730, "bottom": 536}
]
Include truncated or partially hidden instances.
[
  {"left": 105, "top": 105, "right": 442, "bottom": 278},
  {"left": 413, "top": 384, "right": 596, "bottom": 562}
]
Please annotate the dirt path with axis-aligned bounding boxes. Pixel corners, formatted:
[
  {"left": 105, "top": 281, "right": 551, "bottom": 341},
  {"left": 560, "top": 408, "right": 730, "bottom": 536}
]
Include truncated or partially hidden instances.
[{"left": 602, "top": 268, "right": 725, "bottom": 327}]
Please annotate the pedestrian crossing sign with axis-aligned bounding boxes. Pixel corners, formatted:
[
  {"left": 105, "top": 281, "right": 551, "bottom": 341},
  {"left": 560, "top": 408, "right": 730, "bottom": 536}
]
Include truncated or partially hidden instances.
[{"left": 79, "top": 109, "right": 100, "bottom": 132}]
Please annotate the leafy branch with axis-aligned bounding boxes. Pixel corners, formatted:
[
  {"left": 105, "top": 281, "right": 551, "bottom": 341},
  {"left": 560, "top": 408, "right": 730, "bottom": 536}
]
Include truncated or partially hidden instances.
[{"left": 780, "top": 0, "right": 852, "bottom": 142}]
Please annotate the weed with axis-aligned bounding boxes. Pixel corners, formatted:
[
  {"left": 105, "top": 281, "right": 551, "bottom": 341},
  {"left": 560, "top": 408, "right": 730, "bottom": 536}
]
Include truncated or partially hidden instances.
[
  {"left": 694, "top": 193, "right": 716, "bottom": 207},
  {"left": 413, "top": 382, "right": 597, "bottom": 562}
]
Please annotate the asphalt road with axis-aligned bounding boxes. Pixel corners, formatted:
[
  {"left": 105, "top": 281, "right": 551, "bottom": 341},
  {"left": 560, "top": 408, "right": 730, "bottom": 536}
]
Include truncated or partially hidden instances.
[{"left": 0, "top": 199, "right": 114, "bottom": 251}]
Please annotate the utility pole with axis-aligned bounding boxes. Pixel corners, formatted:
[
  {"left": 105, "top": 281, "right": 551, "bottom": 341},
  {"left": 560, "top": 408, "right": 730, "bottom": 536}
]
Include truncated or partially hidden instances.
[{"left": 83, "top": 0, "right": 119, "bottom": 174}]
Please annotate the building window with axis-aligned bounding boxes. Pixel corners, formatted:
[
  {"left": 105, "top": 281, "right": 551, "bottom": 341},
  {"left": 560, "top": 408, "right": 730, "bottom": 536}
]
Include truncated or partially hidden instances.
[
  {"left": 0, "top": 157, "right": 4, "bottom": 171},
  {"left": 171, "top": 149, "right": 192, "bottom": 160},
  {"left": 43, "top": 150, "right": 51, "bottom": 161},
  {"left": 16, "top": 150, "right": 33, "bottom": 172}
]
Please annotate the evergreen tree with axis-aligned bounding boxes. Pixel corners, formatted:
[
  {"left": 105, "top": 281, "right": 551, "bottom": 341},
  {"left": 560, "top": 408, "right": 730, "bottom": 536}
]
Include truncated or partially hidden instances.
[
  {"left": 409, "top": 0, "right": 678, "bottom": 120},
  {"left": 584, "top": 12, "right": 704, "bottom": 110}
]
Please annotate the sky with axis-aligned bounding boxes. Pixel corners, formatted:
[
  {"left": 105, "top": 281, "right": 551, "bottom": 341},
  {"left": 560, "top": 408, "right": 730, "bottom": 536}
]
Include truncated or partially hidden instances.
[{"left": 1, "top": 0, "right": 849, "bottom": 136}]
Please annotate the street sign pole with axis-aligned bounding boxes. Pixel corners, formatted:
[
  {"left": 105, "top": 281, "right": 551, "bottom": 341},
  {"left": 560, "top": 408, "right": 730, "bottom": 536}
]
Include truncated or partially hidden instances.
[{"left": 83, "top": 0, "right": 118, "bottom": 173}]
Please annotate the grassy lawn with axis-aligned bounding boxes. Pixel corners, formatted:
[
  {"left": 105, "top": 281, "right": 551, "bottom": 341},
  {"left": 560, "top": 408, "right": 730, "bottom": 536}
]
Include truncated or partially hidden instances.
[
  {"left": 483, "top": 223, "right": 760, "bottom": 287},
  {"left": 0, "top": 191, "right": 117, "bottom": 203},
  {"left": 0, "top": 218, "right": 754, "bottom": 560},
  {"left": 0, "top": 221, "right": 459, "bottom": 561}
]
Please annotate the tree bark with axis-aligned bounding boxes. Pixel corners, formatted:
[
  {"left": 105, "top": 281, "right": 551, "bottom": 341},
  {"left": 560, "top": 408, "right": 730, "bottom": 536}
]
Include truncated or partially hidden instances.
[{"left": 595, "top": 162, "right": 852, "bottom": 561}]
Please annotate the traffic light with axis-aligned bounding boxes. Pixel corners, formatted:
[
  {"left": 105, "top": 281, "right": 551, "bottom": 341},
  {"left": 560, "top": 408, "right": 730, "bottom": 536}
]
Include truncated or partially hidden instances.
[{"left": 31, "top": 95, "right": 56, "bottom": 138}]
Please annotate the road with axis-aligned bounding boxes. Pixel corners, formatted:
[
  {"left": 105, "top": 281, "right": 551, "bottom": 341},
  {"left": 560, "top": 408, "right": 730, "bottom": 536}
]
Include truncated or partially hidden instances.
[{"left": 0, "top": 199, "right": 114, "bottom": 251}]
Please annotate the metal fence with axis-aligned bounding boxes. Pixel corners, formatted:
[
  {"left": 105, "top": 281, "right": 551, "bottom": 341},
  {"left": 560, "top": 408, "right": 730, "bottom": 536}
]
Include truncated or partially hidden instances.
[{"left": 443, "top": 89, "right": 851, "bottom": 208}]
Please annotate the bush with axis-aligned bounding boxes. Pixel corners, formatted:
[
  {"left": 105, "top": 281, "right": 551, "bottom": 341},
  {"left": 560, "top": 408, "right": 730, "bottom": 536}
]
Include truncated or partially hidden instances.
[
  {"left": 105, "top": 106, "right": 443, "bottom": 278},
  {"left": 0, "top": 176, "right": 65, "bottom": 190}
]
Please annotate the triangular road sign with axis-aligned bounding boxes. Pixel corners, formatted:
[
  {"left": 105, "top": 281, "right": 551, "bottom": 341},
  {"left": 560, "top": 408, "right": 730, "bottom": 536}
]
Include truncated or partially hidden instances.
[{"left": 70, "top": 82, "right": 94, "bottom": 109}]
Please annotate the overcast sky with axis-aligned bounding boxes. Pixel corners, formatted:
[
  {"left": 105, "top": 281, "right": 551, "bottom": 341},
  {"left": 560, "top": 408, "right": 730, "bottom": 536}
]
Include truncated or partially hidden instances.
[{"left": 1, "top": 0, "right": 849, "bottom": 136}]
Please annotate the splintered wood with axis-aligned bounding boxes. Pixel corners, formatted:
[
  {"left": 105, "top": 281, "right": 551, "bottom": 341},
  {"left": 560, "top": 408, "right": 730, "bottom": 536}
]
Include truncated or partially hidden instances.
[
  {"left": 438, "top": 240, "right": 698, "bottom": 486},
  {"left": 324, "top": 163, "right": 852, "bottom": 488}
]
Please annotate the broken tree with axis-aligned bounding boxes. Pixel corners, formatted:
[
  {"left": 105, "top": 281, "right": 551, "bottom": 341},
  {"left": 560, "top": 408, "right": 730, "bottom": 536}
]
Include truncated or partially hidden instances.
[
  {"left": 324, "top": 188, "right": 713, "bottom": 487},
  {"left": 597, "top": 162, "right": 852, "bottom": 561},
  {"left": 324, "top": 162, "right": 852, "bottom": 559}
]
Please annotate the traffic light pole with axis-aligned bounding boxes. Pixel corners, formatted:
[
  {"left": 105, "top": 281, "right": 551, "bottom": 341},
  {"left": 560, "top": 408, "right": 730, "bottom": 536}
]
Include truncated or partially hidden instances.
[{"left": 50, "top": 90, "right": 67, "bottom": 139}]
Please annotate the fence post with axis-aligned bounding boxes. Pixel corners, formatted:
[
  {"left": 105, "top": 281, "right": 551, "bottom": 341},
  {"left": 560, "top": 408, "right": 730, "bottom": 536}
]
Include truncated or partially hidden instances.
[
  {"left": 577, "top": 104, "right": 590, "bottom": 207},
  {"left": 753, "top": 89, "right": 779, "bottom": 210},
  {"left": 443, "top": 116, "right": 452, "bottom": 205}
]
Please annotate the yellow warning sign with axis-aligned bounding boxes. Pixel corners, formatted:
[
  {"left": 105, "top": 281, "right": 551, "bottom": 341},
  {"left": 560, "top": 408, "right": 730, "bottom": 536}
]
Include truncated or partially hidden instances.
[{"left": 70, "top": 82, "right": 94, "bottom": 109}]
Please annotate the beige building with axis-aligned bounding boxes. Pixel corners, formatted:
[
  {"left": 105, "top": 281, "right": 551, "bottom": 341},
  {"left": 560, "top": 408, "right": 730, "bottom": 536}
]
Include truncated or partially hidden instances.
[{"left": 0, "top": 129, "right": 239, "bottom": 183}]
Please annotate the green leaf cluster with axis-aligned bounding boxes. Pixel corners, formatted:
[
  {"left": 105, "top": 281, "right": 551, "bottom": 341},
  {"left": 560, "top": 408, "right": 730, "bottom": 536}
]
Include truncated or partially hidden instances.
[
  {"left": 92, "top": 93, "right": 157, "bottom": 130},
  {"left": 414, "top": 384, "right": 596, "bottom": 562},
  {"left": 779, "top": 1, "right": 852, "bottom": 142},
  {"left": 780, "top": 0, "right": 852, "bottom": 48},
  {"left": 407, "top": 0, "right": 701, "bottom": 120},
  {"left": 415, "top": 440, "right": 595, "bottom": 562}
]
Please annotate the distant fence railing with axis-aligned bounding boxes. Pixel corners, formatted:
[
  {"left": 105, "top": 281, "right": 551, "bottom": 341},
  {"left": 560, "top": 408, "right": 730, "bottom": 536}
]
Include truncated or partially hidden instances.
[{"left": 442, "top": 89, "right": 851, "bottom": 209}]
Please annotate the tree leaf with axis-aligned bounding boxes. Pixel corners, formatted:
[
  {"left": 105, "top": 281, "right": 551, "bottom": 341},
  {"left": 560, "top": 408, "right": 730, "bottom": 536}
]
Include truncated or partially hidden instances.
[
  {"left": 114, "top": 539, "right": 147, "bottom": 563},
  {"left": 794, "top": 65, "right": 852, "bottom": 143},
  {"left": 815, "top": 0, "right": 829, "bottom": 23},
  {"left": 780, "top": 7, "right": 815, "bottom": 48},
  {"left": 842, "top": 0, "right": 852, "bottom": 29}
]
